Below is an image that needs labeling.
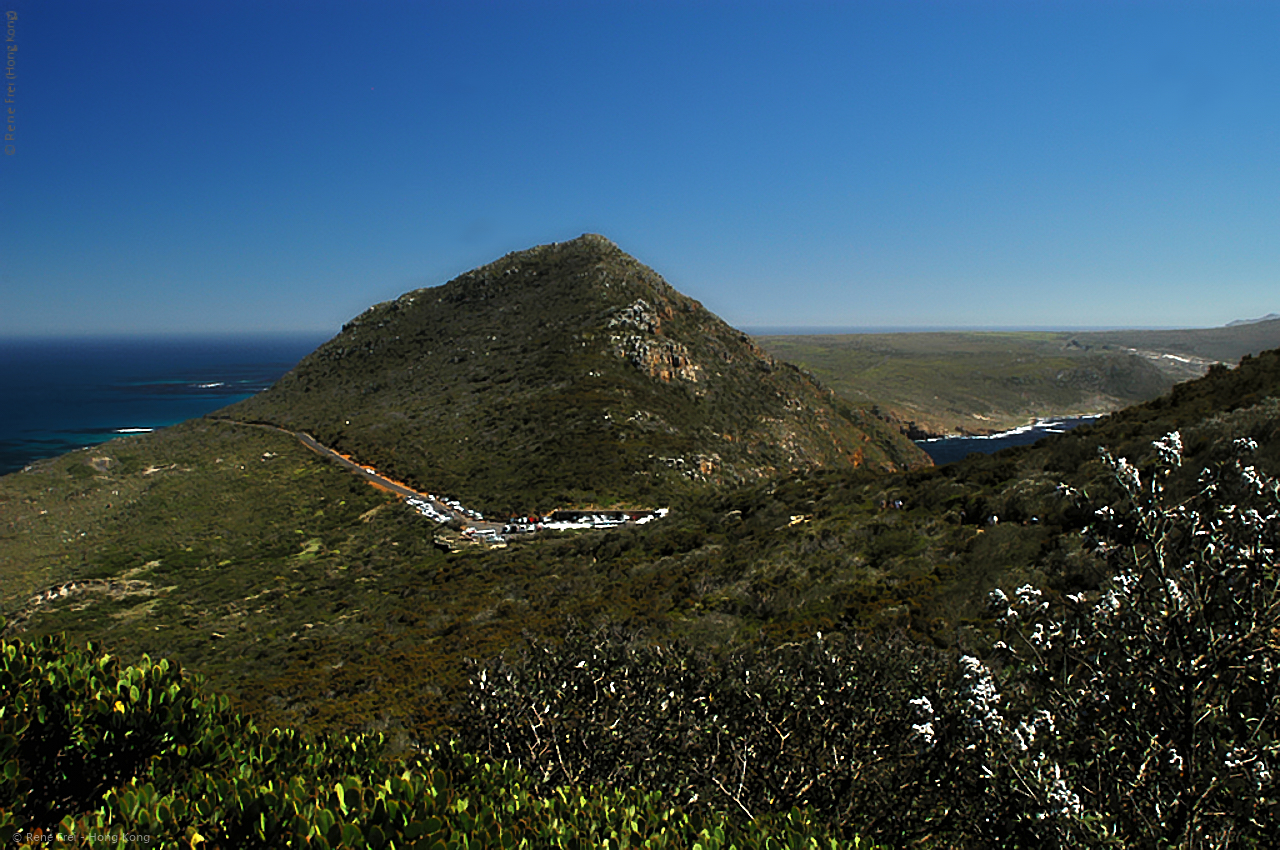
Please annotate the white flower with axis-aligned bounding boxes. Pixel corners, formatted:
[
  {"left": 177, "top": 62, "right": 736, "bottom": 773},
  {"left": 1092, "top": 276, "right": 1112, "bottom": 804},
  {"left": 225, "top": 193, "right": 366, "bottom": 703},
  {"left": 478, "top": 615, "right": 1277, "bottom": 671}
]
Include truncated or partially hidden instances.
[
  {"left": 988, "top": 588, "right": 1014, "bottom": 622},
  {"left": 1241, "top": 465, "right": 1268, "bottom": 495},
  {"left": 1114, "top": 573, "right": 1139, "bottom": 596},
  {"left": 1153, "top": 431, "right": 1183, "bottom": 467},
  {"left": 1096, "top": 589, "right": 1122, "bottom": 619},
  {"left": 1044, "top": 765, "right": 1083, "bottom": 818},
  {"left": 908, "top": 698, "right": 936, "bottom": 748},
  {"left": 911, "top": 721, "right": 936, "bottom": 746},
  {"left": 959, "top": 655, "right": 1004, "bottom": 736},
  {"left": 1015, "top": 584, "right": 1042, "bottom": 607},
  {"left": 1115, "top": 457, "right": 1141, "bottom": 491}
]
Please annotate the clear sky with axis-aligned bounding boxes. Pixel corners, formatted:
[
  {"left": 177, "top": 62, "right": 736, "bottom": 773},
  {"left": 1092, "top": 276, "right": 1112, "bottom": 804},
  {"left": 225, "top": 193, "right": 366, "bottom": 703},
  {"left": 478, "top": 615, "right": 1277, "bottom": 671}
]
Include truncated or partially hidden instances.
[{"left": 2, "top": 0, "right": 1278, "bottom": 337}]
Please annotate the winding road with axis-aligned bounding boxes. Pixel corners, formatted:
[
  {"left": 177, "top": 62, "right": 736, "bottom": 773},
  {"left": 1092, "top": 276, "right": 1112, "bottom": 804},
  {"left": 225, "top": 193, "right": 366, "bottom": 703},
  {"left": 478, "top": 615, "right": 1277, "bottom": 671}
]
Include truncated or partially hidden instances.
[{"left": 217, "top": 419, "right": 503, "bottom": 533}]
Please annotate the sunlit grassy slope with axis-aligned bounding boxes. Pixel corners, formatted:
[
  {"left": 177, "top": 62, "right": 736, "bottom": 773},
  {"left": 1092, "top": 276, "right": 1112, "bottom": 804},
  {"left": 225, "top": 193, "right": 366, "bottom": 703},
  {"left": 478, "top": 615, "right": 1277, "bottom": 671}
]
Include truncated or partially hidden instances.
[
  {"left": 4, "top": 350, "right": 1278, "bottom": 744},
  {"left": 757, "top": 320, "right": 1280, "bottom": 437}
]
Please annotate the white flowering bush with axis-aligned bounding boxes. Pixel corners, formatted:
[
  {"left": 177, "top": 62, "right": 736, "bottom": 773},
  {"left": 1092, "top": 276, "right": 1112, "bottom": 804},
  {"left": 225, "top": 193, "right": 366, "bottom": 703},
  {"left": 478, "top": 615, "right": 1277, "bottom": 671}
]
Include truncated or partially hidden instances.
[
  {"left": 450, "top": 430, "right": 1279, "bottom": 847},
  {"left": 457, "top": 625, "right": 977, "bottom": 842},
  {"left": 976, "top": 433, "right": 1280, "bottom": 848}
]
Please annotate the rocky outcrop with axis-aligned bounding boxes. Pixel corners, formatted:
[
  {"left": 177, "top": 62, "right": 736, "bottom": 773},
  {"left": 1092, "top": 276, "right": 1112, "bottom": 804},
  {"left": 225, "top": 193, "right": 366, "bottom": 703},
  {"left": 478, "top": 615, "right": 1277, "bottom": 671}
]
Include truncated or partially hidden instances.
[{"left": 221, "top": 234, "right": 932, "bottom": 512}]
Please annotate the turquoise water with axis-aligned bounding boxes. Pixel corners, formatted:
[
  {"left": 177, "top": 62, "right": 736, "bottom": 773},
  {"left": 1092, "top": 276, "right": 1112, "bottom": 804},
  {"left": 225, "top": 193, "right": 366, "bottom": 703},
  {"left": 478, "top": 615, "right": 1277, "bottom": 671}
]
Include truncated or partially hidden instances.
[{"left": 0, "top": 334, "right": 329, "bottom": 475}]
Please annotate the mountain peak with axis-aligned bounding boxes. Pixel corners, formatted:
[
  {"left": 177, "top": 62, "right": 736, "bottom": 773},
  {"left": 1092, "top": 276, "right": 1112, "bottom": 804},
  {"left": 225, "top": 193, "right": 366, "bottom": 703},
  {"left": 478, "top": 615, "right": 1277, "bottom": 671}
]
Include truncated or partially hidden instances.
[
  {"left": 1226, "top": 313, "right": 1280, "bottom": 327},
  {"left": 223, "top": 238, "right": 930, "bottom": 512},
  {"left": 564, "top": 232, "right": 619, "bottom": 251}
]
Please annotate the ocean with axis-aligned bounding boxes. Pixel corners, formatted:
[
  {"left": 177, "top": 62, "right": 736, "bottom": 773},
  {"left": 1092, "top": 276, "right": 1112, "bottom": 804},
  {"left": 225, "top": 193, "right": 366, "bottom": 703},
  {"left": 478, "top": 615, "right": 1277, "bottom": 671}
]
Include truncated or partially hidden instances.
[
  {"left": 0, "top": 332, "right": 1096, "bottom": 476},
  {"left": 0, "top": 334, "right": 329, "bottom": 475},
  {"left": 914, "top": 416, "right": 1101, "bottom": 466}
]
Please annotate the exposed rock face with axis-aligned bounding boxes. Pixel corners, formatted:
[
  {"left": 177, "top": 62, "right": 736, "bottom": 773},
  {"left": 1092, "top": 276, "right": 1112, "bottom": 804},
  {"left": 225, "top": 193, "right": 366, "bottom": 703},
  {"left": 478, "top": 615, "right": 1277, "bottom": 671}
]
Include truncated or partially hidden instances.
[
  {"left": 606, "top": 298, "right": 701, "bottom": 382},
  {"left": 222, "top": 234, "right": 931, "bottom": 512}
]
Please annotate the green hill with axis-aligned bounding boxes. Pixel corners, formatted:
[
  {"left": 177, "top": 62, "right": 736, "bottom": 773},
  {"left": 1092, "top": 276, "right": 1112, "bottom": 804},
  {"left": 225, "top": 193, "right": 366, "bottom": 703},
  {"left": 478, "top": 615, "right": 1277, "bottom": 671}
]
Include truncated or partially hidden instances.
[
  {"left": 757, "top": 320, "right": 1280, "bottom": 438},
  {"left": 4, "top": 330, "right": 1276, "bottom": 741},
  {"left": 4, "top": 346, "right": 1278, "bottom": 847},
  {"left": 4, "top": 236, "right": 1280, "bottom": 846},
  {"left": 221, "top": 235, "right": 930, "bottom": 514}
]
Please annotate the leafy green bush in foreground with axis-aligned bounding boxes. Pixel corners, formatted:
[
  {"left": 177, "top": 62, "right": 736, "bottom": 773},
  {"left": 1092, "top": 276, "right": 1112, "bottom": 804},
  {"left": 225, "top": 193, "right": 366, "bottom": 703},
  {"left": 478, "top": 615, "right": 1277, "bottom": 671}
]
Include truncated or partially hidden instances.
[
  {"left": 6, "top": 429, "right": 1275, "bottom": 848},
  {"left": 0, "top": 625, "right": 861, "bottom": 848}
]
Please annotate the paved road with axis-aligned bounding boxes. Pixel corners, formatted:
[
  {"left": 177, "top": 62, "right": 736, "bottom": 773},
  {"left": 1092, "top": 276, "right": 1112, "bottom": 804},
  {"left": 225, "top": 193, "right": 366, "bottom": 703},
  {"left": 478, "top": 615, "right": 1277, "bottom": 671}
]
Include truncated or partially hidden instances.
[
  {"left": 292, "top": 431, "right": 503, "bottom": 532},
  {"left": 215, "top": 419, "right": 667, "bottom": 540}
]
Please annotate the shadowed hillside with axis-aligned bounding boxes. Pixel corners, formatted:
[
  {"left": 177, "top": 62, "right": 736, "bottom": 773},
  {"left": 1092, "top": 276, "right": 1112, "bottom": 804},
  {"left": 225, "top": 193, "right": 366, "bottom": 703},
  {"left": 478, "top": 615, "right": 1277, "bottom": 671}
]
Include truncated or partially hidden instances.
[{"left": 222, "top": 235, "right": 930, "bottom": 513}]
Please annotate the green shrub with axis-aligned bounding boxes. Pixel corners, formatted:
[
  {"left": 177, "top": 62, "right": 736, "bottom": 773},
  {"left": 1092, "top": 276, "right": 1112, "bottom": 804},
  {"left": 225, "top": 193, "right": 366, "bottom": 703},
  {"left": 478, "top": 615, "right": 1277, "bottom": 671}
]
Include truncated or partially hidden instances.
[
  {"left": 453, "top": 430, "right": 1280, "bottom": 849},
  {"left": 1, "top": 626, "right": 870, "bottom": 848}
]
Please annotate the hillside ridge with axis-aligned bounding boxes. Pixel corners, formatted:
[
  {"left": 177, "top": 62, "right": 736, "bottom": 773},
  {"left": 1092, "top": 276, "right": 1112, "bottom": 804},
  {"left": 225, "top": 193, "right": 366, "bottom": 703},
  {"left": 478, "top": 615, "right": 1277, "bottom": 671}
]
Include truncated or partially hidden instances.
[
  {"left": 759, "top": 319, "right": 1280, "bottom": 439},
  {"left": 221, "top": 235, "right": 931, "bottom": 513}
]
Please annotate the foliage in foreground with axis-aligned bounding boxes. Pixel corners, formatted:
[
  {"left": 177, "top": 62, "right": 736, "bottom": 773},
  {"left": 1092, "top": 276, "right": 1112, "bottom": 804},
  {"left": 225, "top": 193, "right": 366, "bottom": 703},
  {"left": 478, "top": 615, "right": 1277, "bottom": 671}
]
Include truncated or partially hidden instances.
[
  {"left": 460, "top": 627, "right": 962, "bottom": 843},
  {"left": 4, "top": 415, "right": 1278, "bottom": 847},
  {"left": 459, "top": 433, "right": 1280, "bottom": 849},
  {"left": 960, "top": 434, "right": 1280, "bottom": 848},
  {"left": 0, "top": 625, "right": 862, "bottom": 849}
]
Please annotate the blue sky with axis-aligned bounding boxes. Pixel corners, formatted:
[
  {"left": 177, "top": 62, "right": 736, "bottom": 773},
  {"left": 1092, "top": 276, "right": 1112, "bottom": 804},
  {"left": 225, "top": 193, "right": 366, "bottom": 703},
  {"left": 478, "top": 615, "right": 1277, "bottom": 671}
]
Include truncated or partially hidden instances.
[{"left": 2, "top": 0, "right": 1277, "bottom": 336}]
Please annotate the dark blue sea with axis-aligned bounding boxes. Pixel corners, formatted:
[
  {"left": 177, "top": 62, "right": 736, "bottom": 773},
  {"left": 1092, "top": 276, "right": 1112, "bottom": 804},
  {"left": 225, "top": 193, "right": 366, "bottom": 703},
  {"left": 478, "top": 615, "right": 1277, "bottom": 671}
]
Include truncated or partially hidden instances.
[
  {"left": 915, "top": 416, "right": 1101, "bottom": 466},
  {"left": 0, "top": 333, "right": 1097, "bottom": 476},
  {"left": 0, "top": 334, "right": 330, "bottom": 476}
]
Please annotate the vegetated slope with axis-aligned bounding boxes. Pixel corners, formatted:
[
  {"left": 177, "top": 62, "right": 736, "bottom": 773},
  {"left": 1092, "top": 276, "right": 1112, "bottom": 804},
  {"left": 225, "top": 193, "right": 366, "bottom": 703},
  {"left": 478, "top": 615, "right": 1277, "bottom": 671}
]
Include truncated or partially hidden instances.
[
  {"left": 449, "top": 371, "right": 1280, "bottom": 850},
  {"left": 221, "top": 235, "right": 930, "bottom": 514},
  {"left": 2, "top": 342, "right": 1277, "bottom": 746},
  {"left": 6, "top": 367, "right": 1276, "bottom": 850},
  {"left": 758, "top": 320, "right": 1280, "bottom": 438},
  {"left": 1078, "top": 316, "right": 1280, "bottom": 363},
  {"left": 757, "top": 331, "right": 1171, "bottom": 438},
  {"left": 1002, "top": 347, "right": 1280, "bottom": 479}
]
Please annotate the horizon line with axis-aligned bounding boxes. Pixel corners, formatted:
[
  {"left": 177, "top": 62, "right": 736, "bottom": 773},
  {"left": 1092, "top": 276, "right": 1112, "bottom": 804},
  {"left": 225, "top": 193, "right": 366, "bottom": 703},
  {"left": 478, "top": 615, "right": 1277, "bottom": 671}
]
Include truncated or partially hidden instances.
[
  {"left": 2, "top": 317, "right": 1268, "bottom": 342},
  {"left": 742, "top": 324, "right": 1210, "bottom": 335},
  {"left": 0, "top": 329, "right": 339, "bottom": 343}
]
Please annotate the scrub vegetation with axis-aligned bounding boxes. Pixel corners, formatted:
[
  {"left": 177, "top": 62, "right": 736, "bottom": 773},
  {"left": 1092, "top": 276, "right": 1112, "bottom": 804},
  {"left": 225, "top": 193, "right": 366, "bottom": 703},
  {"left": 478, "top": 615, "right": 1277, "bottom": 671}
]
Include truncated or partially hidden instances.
[
  {"left": 3, "top": 236, "right": 1280, "bottom": 845},
  {"left": 220, "top": 235, "right": 930, "bottom": 516},
  {"left": 758, "top": 319, "right": 1280, "bottom": 438},
  {"left": 1, "top": 630, "right": 862, "bottom": 848},
  {"left": 4, "top": 387, "right": 1277, "bottom": 845}
]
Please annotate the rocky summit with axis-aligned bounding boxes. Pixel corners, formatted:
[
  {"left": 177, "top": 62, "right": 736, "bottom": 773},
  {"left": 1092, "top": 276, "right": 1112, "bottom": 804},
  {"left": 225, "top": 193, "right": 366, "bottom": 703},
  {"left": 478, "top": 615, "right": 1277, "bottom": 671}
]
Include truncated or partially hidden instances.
[{"left": 221, "top": 235, "right": 931, "bottom": 512}]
